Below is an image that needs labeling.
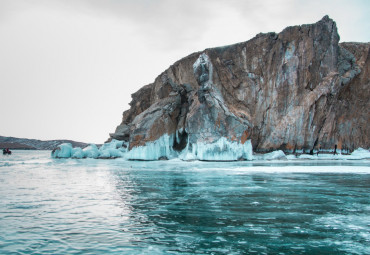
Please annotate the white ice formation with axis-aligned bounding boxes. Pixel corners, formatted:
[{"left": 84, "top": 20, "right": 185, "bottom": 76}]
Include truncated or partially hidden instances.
[
  {"left": 193, "top": 53, "right": 213, "bottom": 81},
  {"left": 126, "top": 134, "right": 175, "bottom": 160},
  {"left": 51, "top": 137, "right": 369, "bottom": 161},
  {"left": 51, "top": 143, "right": 74, "bottom": 158},
  {"left": 349, "top": 148, "right": 370, "bottom": 159},
  {"left": 51, "top": 139, "right": 126, "bottom": 159},
  {"left": 254, "top": 150, "right": 287, "bottom": 160},
  {"left": 179, "top": 137, "right": 253, "bottom": 161},
  {"left": 295, "top": 147, "right": 370, "bottom": 160}
]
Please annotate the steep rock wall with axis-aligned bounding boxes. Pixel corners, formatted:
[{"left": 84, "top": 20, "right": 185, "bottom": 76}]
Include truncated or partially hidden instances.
[{"left": 110, "top": 16, "right": 369, "bottom": 155}]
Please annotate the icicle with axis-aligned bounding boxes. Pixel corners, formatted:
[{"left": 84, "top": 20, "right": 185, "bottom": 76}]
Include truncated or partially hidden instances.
[
  {"left": 180, "top": 137, "right": 253, "bottom": 161},
  {"left": 126, "top": 134, "right": 176, "bottom": 160}
]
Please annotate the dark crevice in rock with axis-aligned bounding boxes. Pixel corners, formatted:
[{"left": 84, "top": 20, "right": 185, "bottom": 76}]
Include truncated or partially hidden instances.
[
  {"left": 172, "top": 84, "right": 191, "bottom": 152},
  {"left": 310, "top": 138, "right": 319, "bottom": 155},
  {"left": 173, "top": 131, "right": 188, "bottom": 151}
]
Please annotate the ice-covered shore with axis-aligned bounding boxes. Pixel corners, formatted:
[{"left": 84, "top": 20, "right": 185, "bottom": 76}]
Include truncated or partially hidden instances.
[
  {"left": 51, "top": 137, "right": 253, "bottom": 161},
  {"left": 51, "top": 138, "right": 370, "bottom": 161},
  {"left": 51, "top": 140, "right": 127, "bottom": 159}
]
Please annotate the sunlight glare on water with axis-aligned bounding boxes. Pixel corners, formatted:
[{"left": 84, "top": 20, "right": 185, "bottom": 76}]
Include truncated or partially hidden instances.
[{"left": 0, "top": 151, "right": 369, "bottom": 254}]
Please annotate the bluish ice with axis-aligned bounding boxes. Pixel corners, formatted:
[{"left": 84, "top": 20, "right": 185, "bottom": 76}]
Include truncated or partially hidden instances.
[{"left": 1, "top": 150, "right": 369, "bottom": 254}]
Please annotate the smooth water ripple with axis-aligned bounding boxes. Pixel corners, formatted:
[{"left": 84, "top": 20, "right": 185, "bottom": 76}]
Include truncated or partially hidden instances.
[{"left": 0, "top": 151, "right": 369, "bottom": 254}]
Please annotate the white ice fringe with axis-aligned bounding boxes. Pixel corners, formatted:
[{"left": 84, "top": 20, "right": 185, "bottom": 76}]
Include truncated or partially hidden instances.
[
  {"left": 180, "top": 137, "right": 253, "bottom": 161},
  {"left": 51, "top": 139, "right": 125, "bottom": 159},
  {"left": 126, "top": 134, "right": 175, "bottom": 160}
]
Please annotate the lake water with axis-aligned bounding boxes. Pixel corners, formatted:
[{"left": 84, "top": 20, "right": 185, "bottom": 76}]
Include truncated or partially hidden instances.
[{"left": 1, "top": 150, "right": 369, "bottom": 254}]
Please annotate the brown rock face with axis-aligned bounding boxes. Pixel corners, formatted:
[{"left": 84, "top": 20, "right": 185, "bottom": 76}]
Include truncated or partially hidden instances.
[{"left": 110, "top": 16, "right": 369, "bottom": 155}]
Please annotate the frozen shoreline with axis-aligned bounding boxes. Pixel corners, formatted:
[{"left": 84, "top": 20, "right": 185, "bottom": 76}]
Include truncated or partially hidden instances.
[
  {"left": 50, "top": 139, "right": 370, "bottom": 162},
  {"left": 2, "top": 150, "right": 370, "bottom": 174}
]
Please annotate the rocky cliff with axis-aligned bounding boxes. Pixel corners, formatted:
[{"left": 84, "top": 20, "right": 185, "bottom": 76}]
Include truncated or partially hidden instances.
[{"left": 109, "top": 16, "right": 369, "bottom": 160}]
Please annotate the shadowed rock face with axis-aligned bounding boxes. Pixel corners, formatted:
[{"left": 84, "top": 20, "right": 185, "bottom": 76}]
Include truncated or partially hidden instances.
[{"left": 110, "top": 16, "right": 369, "bottom": 154}]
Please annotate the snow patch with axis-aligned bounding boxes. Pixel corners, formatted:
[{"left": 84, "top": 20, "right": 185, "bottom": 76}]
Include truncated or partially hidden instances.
[
  {"left": 254, "top": 150, "right": 287, "bottom": 160},
  {"left": 349, "top": 148, "right": 370, "bottom": 159},
  {"left": 193, "top": 53, "right": 213, "bottom": 78},
  {"left": 296, "top": 148, "right": 370, "bottom": 160}
]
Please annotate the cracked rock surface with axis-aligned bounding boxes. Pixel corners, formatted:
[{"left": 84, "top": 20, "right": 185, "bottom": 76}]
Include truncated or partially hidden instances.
[{"left": 109, "top": 16, "right": 369, "bottom": 153}]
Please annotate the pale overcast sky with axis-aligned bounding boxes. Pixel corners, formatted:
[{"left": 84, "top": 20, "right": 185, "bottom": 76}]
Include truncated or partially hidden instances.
[{"left": 0, "top": 0, "right": 369, "bottom": 144}]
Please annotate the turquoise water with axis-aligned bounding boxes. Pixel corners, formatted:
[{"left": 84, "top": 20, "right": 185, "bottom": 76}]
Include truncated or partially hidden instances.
[{"left": 0, "top": 151, "right": 369, "bottom": 254}]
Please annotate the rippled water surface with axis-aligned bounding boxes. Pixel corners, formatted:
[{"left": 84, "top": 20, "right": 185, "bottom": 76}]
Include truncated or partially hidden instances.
[{"left": 1, "top": 151, "right": 369, "bottom": 254}]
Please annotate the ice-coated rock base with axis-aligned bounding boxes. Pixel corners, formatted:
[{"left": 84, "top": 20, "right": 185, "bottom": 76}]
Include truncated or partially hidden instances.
[
  {"left": 52, "top": 135, "right": 254, "bottom": 161},
  {"left": 180, "top": 137, "right": 253, "bottom": 161},
  {"left": 126, "top": 134, "right": 175, "bottom": 160},
  {"left": 51, "top": 138, "right": 370, "bottom": 161}
]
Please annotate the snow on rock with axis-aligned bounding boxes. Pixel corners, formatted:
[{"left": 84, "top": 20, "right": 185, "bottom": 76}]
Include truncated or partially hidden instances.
[
  {"left": 296, "top": 148, "right": 370, "bottom": 160},
  {"left": 51, "top": 143, "right": 73, "bottom": 158},
  {"left": 193, "top": 53, "right": 213, "bottom": 84},
  {"left": 126, "top": 134, "right": 175, "bottom": 160},
  {"left": 180, "top": 137, "right": 253, "bottom": 161},
  {"left": 100, "top": 139, "right": 124, "bottom": 151},
  {"left": 347, "top": 148, "right": 370, "bottom": 159},
  {"left": 297, "top": 154, "right": 316, "bottom": 159},
  {"left": 286, "top": 155, "right": 297, "bottom": 160},
  {"left": 261, "top": 150, "right": 287, "bottom": 160}
]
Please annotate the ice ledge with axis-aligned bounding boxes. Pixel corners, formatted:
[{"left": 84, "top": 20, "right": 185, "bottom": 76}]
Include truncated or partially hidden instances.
[
  {"left": 51, "top": 136, "right": 370, "bottom": 161},
  {"left": 126, "top": 134, "right": 253, "bottom": 161}
]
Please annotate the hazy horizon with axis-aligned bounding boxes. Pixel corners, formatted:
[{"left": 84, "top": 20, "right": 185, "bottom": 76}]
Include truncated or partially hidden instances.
[{"left": 1, "top": 0, "right": 369, "bottom": 144}]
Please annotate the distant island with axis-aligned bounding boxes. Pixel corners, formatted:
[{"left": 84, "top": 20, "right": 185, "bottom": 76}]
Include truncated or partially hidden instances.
[{"left": 0, "top": 136, "right": 89, "bottom": 150}]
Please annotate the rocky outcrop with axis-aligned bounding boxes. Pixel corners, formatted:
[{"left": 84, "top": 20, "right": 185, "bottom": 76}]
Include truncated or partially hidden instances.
[{"left": 109, "top": 16, "right": 369, "bottom": 159}]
